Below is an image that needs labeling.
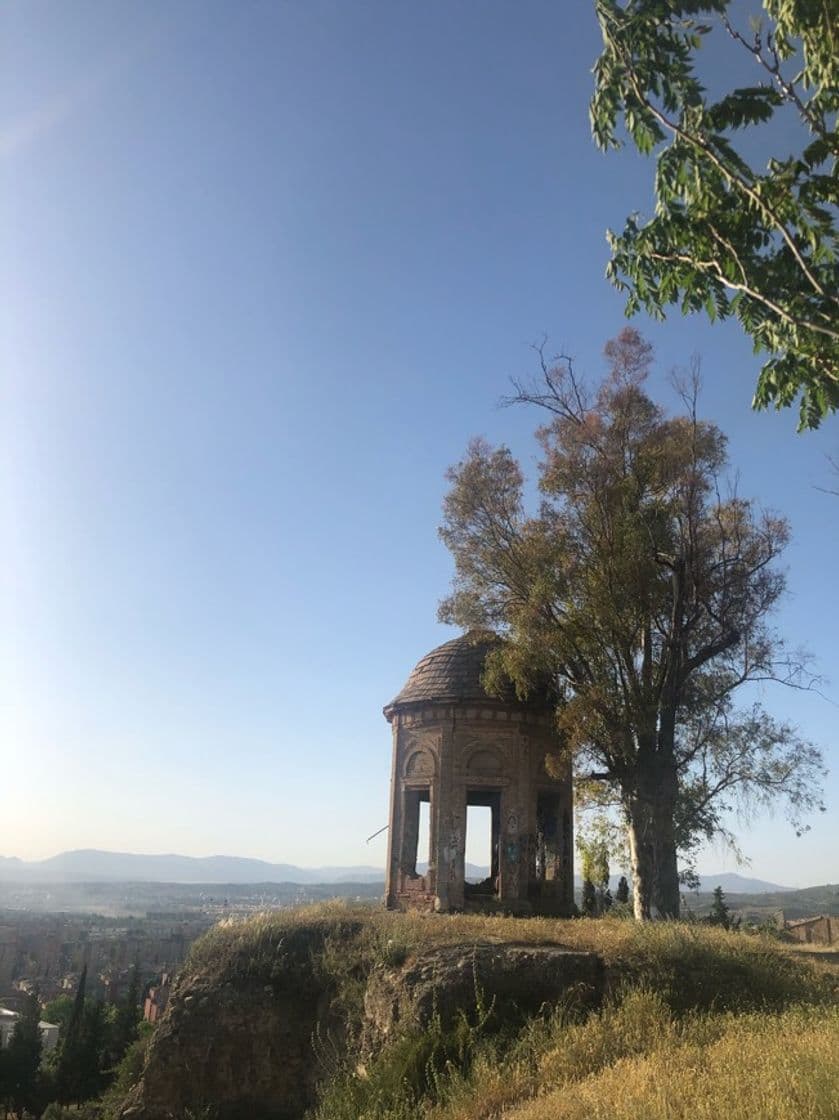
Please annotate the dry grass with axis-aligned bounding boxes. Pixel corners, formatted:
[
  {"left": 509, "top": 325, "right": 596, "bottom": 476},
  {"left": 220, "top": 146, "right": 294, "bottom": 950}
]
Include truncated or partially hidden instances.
[
  {"left": 787, "top": 942, "right": 839, "bottom": 953},
  {"left": 502, "top": 1004, "right": 839, "bottom": 1120},
  {"left": 426, "top": 993, "right": 839, "bottom": 1120}
]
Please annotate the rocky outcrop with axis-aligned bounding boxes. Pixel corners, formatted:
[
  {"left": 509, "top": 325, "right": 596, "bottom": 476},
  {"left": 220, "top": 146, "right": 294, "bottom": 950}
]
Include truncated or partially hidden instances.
[
  {"left": 120, "top": 975, "right": 332, "bottom": 1120},
  {"left": 364, "top": 942, "right": 602, "bottom": 1044},
  {"left": 120, "top": 931, "right": 601, "bottom": 1120},
  {"left": 118, "top": 917, "right": 356, "bottom": 1120}
]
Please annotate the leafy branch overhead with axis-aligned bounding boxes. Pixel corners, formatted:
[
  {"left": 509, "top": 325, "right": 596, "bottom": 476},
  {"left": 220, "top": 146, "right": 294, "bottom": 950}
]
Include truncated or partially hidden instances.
[{"left": 591, "top": 0, "right": 839, "bottom": 429}]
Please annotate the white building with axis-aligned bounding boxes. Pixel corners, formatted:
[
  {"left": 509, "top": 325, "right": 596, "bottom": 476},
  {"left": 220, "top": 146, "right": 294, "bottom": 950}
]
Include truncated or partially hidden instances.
[{"left": 0, "top": 1006, "right": 60, "bottom": 1052}]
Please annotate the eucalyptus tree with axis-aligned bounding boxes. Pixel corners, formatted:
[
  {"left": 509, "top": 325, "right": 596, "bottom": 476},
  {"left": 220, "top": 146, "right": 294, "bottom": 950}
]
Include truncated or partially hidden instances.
[{"left": 439, "top": 329, "right": 823, "bottom": 918}]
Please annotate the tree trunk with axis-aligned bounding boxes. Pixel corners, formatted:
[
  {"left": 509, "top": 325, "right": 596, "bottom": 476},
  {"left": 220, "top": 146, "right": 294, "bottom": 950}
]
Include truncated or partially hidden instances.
[{"left": 626, "top": 760, "right": 680, "bottom": 920}]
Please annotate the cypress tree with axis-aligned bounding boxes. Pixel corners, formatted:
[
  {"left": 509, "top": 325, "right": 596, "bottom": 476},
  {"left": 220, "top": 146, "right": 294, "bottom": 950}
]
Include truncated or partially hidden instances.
[
  {"left": 581, "top": 877, "right": 597, "bottom": 917},
  {"left": 5, "top": 990, "right": 42, "bottom": 1117},
  {"left": 709, "top": 886, "right": 731, "bottom": 930},
  {"left": 77, "top": 1001, "right": 107, "bottom": 1101},
  {"left": 55, "top": 964, "right": 87, "bottom": 1104},
  {"left": 108, "top": 965, "right": 140, "bottom": 1068}
]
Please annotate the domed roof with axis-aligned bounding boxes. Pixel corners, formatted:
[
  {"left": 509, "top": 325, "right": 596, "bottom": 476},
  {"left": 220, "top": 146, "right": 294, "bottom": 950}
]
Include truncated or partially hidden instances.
[{"left": 384, "top": 630, "right": 543, "bottom": 718}]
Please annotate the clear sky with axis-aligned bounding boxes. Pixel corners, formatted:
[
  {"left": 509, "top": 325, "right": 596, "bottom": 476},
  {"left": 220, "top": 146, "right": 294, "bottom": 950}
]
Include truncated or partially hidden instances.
[{"left": 2, "top": 1, "right": 836, "bottom": 887}]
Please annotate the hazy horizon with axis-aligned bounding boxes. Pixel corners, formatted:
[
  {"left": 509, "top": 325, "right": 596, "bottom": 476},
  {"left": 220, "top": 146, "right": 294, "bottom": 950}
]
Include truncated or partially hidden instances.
[
  {"left": 0, "top": 841, "right": 833, "bottom": 892},
  {"left": 0, "top": 847, "right": 815, "bottom": 895},
  {"left": 3, "top": 1, "right": 837, "bottom": 888}
]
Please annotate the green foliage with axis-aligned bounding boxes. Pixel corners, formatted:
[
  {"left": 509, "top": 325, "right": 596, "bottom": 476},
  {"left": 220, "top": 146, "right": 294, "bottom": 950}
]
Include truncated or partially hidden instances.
[
  {"left": 591, "top": 0, "right": 839, "bottom": 429},
  {"left": 709, "top": 885, "right": 732, "bottom": 929},
  {"left": 1, "top": 990, "right": 43, "bottom": 1117},
  {"left": 53, "top": 967, "right": 110, "bottom": 1106},
  {"left": 103, "top": 966, "right": 142, "bottom": 1071},
  {"left": 376, "top": 938, "right": 410, "bottom": 969},
  {"left": 43, "top": 994, "right": 75, "bottom": 1036},
  {"left": 579, "top": 839, "right": 609, "bottom": 894},
  {"left": 616, "top": 923, "right": 825, "bottom": 1012},
  {"left": 581, "top": 878, "right": 598, "bottom": 916},
  {"left": 37, "top": 970, "right": 152, "bottom": 1118},
  {"left": 312, "top": 975, "right": 502, "bottom": 1120},
  {"left": 98, "top": 1035, "right": 152, "bottom": 1120},
  {"left": 79, "top": 1001, "right": 109, "bottom": 1101},
  {"left": 42, "top": 1103, "right": 102, "bottom": 1120},
  {"left": 578, "top": 828, "right": 612, "bottom": 916}
]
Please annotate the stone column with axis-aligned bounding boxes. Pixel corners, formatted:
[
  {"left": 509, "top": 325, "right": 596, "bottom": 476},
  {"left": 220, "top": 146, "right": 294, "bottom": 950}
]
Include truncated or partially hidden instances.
[
  {"left": 433, "top": 714, "right": 465, "bottom": 911},
  {"left": 499, "top": 728, "right": 529, "bottom": 908},
  {"left": 498, "top": 791, "right": 522, "bottom": 906},
  {"left": 384, "top": 721, "right": 403, "bottom": 909}
]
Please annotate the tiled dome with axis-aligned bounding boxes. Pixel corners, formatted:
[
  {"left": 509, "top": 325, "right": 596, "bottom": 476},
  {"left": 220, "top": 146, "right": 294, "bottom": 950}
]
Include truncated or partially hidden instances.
[{"left": 384, "top": 630, "right": 531, "bottom": 716}]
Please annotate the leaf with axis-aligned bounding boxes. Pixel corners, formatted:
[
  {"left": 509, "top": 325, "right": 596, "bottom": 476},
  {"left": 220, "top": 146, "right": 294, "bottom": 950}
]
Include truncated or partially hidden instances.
[
  {"left": 707, "top": 88, "right": 782, "bottom": 131},
  {"left": 801, "top": 137, "right": 832, "bottom": 169}
]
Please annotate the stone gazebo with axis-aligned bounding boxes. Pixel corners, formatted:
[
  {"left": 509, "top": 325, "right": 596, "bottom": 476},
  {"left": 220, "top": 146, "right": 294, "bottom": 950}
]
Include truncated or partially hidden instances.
[{"left": 383, "top": 631, "right": 573, "bottom": 915}]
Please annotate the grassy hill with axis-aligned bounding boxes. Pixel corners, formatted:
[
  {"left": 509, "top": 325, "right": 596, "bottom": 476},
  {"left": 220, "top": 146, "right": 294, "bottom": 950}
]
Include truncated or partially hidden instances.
[{"left": 111, "top": 904, "right": 838, "bottom": 1120}]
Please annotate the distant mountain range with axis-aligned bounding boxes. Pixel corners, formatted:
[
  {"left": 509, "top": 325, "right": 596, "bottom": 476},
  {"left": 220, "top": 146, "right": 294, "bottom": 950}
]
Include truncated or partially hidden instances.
[
  {"left": 0, "top": 850, "right": 385, "bottom": 885},
  {"left": 0, "top": 851, "right": 793, "bottom": 893},
  {"left": 684, "top": 873, "right": 792, "bottom": 894}
]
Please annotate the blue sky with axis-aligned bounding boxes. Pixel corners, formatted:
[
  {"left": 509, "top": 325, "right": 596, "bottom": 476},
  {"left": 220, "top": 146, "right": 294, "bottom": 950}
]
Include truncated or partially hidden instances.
[{"left": 2, "top": 1, "right": 836, "bottom": 887}]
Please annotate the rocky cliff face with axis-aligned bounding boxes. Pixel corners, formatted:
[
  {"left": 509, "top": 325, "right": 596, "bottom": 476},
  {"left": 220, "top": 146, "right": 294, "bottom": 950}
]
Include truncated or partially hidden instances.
[
  {"left": 120, "top": 976, "right": 331, "bottom": 1120},
  {"left": 119, "top": 916, "right": 356, "bottom": 1120},
  {"left": 120, "top": 918, "right": 602, "bottom": 1120}
]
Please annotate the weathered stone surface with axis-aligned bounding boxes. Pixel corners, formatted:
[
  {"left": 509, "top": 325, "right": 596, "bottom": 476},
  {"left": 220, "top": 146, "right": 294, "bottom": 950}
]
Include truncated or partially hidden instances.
[
  {"left": 363, "top": 942, "right": 603, "bottom": 1044},
  {"left": 119, "top": 972, "right": 334, "bottom": 1120}
]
